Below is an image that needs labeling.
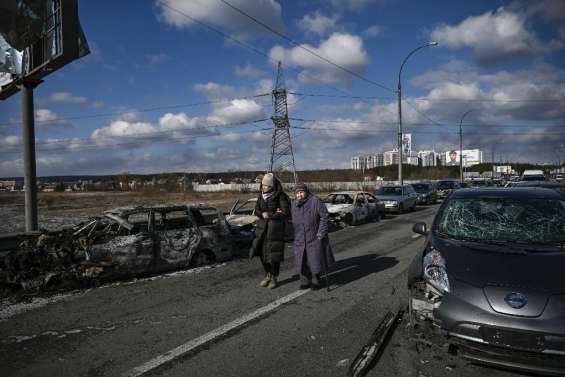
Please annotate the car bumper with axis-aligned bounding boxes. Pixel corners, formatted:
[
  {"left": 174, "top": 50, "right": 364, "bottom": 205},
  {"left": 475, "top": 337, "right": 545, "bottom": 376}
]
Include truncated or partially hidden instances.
[{"left": 410, "top": 280, "right": 565, "bottom": 375}]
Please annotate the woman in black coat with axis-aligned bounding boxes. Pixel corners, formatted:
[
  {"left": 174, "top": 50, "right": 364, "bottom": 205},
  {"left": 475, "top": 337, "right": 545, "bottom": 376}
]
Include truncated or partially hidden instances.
[{"left": 249, "top": 173, "right": 290, "bottom": 289}]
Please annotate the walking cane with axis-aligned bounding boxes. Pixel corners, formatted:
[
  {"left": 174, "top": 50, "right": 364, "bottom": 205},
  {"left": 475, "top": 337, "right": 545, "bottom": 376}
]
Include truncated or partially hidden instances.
[{"left": 319, "top": 237, "right": 330, "bottom": 292}]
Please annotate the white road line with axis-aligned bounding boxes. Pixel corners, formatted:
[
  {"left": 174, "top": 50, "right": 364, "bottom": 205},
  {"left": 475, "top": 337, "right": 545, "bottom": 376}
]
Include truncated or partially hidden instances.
[{"left": 122, "top": 288, "right": 311, "bottom": 377}]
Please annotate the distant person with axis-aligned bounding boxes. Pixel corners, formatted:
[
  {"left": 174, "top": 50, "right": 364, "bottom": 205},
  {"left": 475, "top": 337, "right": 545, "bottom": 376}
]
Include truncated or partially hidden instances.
[
  {"left": 249, "top": 173, "right": 290, "bottom": 289},
  {"left": 291, "top": 183, "right": 335, "bottom": 290}
]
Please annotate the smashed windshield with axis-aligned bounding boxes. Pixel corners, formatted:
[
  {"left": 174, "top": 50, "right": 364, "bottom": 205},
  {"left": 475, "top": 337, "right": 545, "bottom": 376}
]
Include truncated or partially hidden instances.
[
  {"left": 436, "top": 198, "right": 565, "bottom": 244},
  {"left": 376, "top": 187, "right": 402, "bottom": 196}
]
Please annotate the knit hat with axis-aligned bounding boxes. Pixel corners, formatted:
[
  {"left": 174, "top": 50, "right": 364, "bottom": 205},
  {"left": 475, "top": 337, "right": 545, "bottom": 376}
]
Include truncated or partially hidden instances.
[
  {"left": 261, "top": 173, "right": 274, "bottom": 187},
  {"left": 294, "top": 182, "right": 308, "bottom": 193}
]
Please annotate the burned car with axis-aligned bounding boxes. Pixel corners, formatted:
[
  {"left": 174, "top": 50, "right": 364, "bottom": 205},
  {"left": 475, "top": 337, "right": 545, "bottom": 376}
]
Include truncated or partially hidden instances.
[
  {"left": 408, "top": 188, "right": 565, "bottom": 375},
  {"left": 323, "top": 191, "right": 384, "bottom": 226},
  {"left": 1, "top": 204, "right": 234, "bottom": 291}
]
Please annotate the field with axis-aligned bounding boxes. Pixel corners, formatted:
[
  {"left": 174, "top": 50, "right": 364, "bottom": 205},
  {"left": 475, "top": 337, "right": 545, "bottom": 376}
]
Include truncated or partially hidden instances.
[{"left": 0, "top": 191, "right": 257, "bottom": 234}]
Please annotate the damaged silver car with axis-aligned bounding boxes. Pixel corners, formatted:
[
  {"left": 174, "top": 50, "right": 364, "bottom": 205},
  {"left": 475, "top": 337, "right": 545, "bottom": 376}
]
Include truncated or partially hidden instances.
[
  {"left": 0, "top": 204, "right": 235, "bottom": 291},
  {"left": 407, "top": 187, "right": 565, "bottom": 376}
]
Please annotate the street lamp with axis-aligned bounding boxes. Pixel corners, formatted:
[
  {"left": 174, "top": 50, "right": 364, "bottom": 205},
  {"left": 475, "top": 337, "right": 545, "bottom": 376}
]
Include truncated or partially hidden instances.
[
  {"left": 397, "top": 42, "right": 438, "bottom": 185},
  {"left": 459, "top": 109, "right": 474, "bottom": 184}
]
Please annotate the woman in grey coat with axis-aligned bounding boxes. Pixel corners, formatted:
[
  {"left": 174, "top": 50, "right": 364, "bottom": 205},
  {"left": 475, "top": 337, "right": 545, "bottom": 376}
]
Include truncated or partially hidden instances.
[{"left": 291, "top": 183, "right": 335, "bottom": 289}]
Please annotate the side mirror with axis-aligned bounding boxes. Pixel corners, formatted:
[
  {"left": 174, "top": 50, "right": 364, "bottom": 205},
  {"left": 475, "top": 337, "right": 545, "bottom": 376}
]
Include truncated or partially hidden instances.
[{"left": 412, "top": 222, "right": 427, "bottom": 235}]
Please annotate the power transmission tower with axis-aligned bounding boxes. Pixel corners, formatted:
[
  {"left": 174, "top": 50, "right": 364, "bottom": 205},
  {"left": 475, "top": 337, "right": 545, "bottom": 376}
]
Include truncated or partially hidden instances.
[{"left": 269, "top": 62, "right": 298, "bottom": 183}]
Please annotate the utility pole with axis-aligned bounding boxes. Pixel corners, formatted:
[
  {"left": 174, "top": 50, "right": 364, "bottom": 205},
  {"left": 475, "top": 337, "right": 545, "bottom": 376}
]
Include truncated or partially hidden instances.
[
  {"left": 397, "top": 42, "right": 438, "bottom": 186},
  {"left": 269, "top": 62, "right": 298, "bottom": 184},
  {"left": 18, "top": 80, "right": 41, "bottom": 231},
  {"left": 459, "top": 110, "right": 473, "bottom": 184}
]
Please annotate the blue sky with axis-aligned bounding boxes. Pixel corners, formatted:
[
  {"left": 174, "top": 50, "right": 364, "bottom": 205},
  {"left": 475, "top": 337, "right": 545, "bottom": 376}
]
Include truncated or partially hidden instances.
[{"left": 1, "top": 0, "right": 564, "bottom": 177}]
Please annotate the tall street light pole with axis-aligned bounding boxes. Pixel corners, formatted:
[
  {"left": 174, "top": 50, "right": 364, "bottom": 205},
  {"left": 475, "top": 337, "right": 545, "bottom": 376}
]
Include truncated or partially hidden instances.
[
  {"left": 397, "top": 42, "right": 438, "bottom": 186},
  {"left": 459, "top": 109, "right": 474, "bottom": 184}
]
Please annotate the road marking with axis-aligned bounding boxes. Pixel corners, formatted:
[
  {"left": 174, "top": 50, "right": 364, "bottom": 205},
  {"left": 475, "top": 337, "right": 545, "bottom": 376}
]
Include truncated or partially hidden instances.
[
  {"left": 411, "top": 234, "right": 421, "bottom": 239},
  {"left": 122, "top": 288, "right": 311, "bottom": 377}
]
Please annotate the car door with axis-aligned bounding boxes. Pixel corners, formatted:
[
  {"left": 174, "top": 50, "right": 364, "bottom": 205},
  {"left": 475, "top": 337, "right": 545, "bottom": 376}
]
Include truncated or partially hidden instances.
[
  {"left": 364, "top": 193, "right": 377, "bottom": 218},
  {"left": 354, "top": 193, "right": 369, "bottom": 222}
]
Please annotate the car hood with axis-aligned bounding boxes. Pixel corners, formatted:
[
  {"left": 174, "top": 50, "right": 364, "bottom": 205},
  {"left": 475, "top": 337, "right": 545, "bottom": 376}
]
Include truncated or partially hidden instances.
[
  {"left": 375, "top": 195, "right": 403, "bottom": 201},
  {"left": 433, "top": 237, "right": 565, "bottom": 316},
  {"left": 225, "top": 214, "right": 257, "bottom": 228},
  {"left": 324, "top": 203, "right": 353, "bottom": 214}
]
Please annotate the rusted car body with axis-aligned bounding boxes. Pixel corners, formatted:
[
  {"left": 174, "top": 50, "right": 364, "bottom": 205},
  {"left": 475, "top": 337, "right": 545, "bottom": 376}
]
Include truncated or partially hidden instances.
[
  {"left": 323, "top": 191, "right": 384, "bottom": 226},
  {"left": 0, "top": 204, "right": 234, "bottom": 291}
]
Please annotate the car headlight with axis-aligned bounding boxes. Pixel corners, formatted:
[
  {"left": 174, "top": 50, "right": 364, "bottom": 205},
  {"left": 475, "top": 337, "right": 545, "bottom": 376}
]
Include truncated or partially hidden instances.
[
  {"left": 385, "top": 200, "right": 397, "bottom": 206},
  {"left": 423, "top": 248, "right": 450, "bottom": 293}
]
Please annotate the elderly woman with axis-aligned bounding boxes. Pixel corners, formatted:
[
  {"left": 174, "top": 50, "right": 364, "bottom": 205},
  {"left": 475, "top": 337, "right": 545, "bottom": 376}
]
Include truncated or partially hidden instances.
[
  {"left": 291, "top": 182, "right": 335, "bottom": 289},
  {"left": 249, "top": 173, "right": 290, "bottom": 289}
]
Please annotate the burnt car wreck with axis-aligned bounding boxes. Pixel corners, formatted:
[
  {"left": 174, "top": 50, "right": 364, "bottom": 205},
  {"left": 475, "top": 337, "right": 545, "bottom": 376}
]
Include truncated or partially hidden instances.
[
  {"left": 1, "top": 204, "right": 242, "bottom": 292},
  {"left": 407, "top": 188, "right": 565, "bottom": 376}
]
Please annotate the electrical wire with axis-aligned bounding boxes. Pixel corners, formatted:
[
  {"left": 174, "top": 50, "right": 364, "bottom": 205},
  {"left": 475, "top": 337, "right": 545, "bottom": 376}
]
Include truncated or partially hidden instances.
[
  {"left": 219, "top": 0, "right": 395, "bottom": 93},
  {"left": 0, "top": 93, "right": 272, "bottom": 128}
]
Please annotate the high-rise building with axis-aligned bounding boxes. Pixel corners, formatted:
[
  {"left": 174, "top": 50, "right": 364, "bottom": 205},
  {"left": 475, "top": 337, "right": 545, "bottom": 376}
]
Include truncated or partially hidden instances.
[
  {"left": 383, "top": 149, "right": 399, "bottom": 166},
  {"left": 417, "top": 150, "right": 438, "bottom": 167},
  {"left": 351, "top": 154, "right": 384, "bottom": 170}
]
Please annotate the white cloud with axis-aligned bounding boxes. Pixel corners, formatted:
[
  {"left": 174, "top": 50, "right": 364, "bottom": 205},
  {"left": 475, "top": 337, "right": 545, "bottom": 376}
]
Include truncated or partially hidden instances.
[
  {"left": 362, "top": 25, "right": 383, "bottom": 38},
  {"left": 208, "top": 99, "right": 265, "bottom": 124},
  {"left": 269, "top": 32, "right": 369, "bottom": 84},
  {"left": 330, "top": 0, "right": 381, "bottom": 11},
  {"left": 35, "top": 109, "right": 58, "bottom": 123},
  {"left": 193, "top": 82, "right": 237, "bottom": 99},
  {"left": 49, "top": 92, "right": 88, "bottom": 104},
  {"left": 297, "top": 11, "right": 339, "bottom": 36},
  {"left": 35, "top": 108, "right": 71, "bottom": 128},
  {"left": 155, "top": 0, "right": 285, "bottom": 39},
  {"left": 145, "top": 53, "right": 170, "bottom": 65},
  {"left": 431, "top": 6, "right": 564, "bottom": 65},
  {"left": 234, "top": 64, "right": 266, "bottom": 78}
]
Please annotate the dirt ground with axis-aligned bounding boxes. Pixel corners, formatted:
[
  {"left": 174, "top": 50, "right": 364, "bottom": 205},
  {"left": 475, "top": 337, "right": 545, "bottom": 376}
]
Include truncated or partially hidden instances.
[{"left": 0, "top": 191, "right": 257, "bottom": 234}]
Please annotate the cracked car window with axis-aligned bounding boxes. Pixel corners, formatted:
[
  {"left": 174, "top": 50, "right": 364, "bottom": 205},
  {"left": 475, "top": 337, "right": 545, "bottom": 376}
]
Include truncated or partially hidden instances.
[{"left": 436, "top": 198, "right": 565, "bottom": 244}]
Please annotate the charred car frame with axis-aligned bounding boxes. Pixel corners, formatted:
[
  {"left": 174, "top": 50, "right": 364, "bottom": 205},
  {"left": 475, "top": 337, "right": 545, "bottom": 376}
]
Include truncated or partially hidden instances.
[{"left": 1, "top": 204, "right": 237, "bottom": 291}]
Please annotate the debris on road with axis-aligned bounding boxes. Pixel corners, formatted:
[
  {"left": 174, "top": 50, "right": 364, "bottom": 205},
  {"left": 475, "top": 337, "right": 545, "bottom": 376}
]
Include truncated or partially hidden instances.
[{"left": 347, "top": 308, "right": 404, "bottom": 377}]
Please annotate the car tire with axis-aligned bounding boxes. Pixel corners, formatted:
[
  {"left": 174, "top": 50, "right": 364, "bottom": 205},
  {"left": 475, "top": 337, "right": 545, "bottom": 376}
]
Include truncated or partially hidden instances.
[
  {"left": 344, "top": 213, "right": 355, "bottom": 226},
  {"left": 191, "top": 250, "right": 215, "bottom": 267}
]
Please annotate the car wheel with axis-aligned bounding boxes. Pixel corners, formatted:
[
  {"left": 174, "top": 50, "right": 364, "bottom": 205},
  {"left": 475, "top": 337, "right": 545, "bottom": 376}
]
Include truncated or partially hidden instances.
[
  {"left": 191, "top": 250, "right": 214, "bottom": 267},
  {"left": 344, "top": 213, "right": 355, "bottom": 226}
]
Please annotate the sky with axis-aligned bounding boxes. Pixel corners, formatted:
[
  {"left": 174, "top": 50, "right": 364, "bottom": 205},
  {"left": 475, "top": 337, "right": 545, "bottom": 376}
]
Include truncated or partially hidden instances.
[{"left": 1, "top": 0, "right": 564, "bottom": 177}]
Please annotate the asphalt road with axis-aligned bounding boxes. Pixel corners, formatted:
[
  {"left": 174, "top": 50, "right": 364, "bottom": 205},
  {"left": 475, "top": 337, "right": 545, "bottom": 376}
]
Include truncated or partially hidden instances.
[{"left": 0, "top": 205, "right": 524, "bottom": 377}]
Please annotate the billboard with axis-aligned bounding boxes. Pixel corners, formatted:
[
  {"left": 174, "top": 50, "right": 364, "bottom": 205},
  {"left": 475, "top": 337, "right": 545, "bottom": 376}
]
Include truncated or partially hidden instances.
[
  {"left": 444, "top": 149, "right": 482, "bottom": 167},
  {"left": 402, "top": 133, "right": 412, "bottom": 155}
]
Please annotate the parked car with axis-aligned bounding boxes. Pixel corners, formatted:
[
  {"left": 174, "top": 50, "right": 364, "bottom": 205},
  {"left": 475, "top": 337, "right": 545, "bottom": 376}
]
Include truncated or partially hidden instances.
[
  {"left": 411, "top": 183, "right": 437, "bottom": 205},
  {"left": 322, "top": 191, "right": 384, "bottom": 226},
  {"left": 505, "top": 181, "right": 565, "bottom": 195},
  {"left": 435, "top": 180, "right": 461, "bottom": 200},
  {"left": 374, "top": 185, "right": 417, "bottom": 214},
  {"left": 521, "top": 169, "right": 546, "bottom": 181},
  {"left": 408, "top": 187, "right": 565, "bottom": 376}
]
